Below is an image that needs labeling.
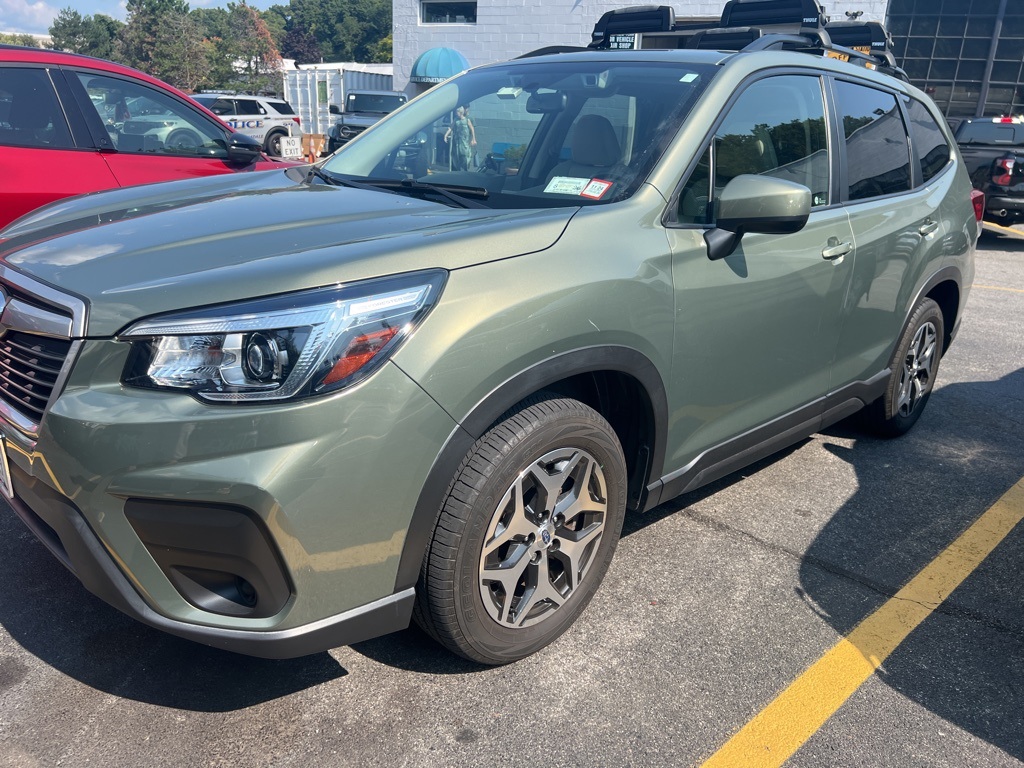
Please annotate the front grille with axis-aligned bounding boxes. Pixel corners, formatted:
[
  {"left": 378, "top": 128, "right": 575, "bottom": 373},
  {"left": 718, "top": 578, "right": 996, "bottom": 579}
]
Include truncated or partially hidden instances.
[{"left": 0, "top": 332, "right": 72, "bottom": 419}]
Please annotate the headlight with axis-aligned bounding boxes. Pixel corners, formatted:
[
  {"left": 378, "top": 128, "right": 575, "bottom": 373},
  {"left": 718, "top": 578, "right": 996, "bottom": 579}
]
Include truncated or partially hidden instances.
[{"left": 119, "top": 271, "right": 446, "bottom": 403}]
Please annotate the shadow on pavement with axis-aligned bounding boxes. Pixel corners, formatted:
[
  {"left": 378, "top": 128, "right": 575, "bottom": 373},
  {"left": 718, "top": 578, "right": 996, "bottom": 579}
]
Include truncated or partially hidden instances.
[
  {"left": 0, "top": 513, "right": 346, "bottom": 711},
  {"left": 978, "top": 228, "right": 1024, "bottom": 250},
  {"left": 800, "top": 367, "right": 1024, "bottom": 759}
]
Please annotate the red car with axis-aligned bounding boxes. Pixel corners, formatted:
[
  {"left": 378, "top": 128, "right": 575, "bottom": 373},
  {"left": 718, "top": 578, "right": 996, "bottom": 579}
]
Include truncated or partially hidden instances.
[{"left": 0, "top": 45, "right": 294, "bottom": 229}]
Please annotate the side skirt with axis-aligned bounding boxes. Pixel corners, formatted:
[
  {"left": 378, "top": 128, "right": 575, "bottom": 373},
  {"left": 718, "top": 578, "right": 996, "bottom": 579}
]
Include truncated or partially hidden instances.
[{"left": 644, "top": 370, "right": 889, "bottom": 511}]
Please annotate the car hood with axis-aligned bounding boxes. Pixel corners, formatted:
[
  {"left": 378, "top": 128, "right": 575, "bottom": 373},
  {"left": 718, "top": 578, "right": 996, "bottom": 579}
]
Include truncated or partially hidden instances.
[
  {"left": 338, "top": 113, "right": 384, "bottom": 128},
  {"left": 0, "top": 170, "right": 576, "bottom": 337}
]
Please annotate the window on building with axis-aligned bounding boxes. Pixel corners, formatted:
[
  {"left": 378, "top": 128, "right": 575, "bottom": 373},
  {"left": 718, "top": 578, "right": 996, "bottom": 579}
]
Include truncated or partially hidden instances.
[{"left": 421, "top": 1, "right": 477, "bottom": 24}]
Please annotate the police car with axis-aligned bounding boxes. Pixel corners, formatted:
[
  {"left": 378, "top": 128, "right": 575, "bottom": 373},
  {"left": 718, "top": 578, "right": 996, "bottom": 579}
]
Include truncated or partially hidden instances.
[{"left": 192, "top": 93, "right": 302, "bottom": 157}]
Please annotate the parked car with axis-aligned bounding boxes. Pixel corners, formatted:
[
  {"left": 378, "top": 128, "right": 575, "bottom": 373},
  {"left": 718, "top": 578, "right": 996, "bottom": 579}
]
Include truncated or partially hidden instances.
[
  {"left": 326, "top": 89, "right": 408, "bottom": 153},
  {"left": 191, "top": 93, "right": 302, "bottom": 157},
  {"left": 953, "top": 116, "right": 1024, "bottom": 225},
  {"left": 0, "top": 0, "right": 979, "bottom": 665},
  {"left": 0, "top": 45, "right": 293, "bottom": 229}
]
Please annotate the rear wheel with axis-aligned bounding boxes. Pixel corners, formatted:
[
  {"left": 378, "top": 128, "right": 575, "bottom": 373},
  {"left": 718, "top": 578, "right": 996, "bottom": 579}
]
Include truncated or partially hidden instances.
[
  {"left": 165, "top": 128, "right": 201, "bottom": 152},
  {"left": 414, "top": 395, "right": 627, "bottom": 664},
  {"left": 860, "top": 297, "right": 944, "bottom": 437}
]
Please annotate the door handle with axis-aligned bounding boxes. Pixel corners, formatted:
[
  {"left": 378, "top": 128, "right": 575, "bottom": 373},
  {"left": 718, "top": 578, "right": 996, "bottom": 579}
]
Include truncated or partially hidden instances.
[
  {"left": 821, "top": 241, "right": 853, "bottom": 260},
  {"left": 918, "top": 220, "right": 939, "bottom": 236}
]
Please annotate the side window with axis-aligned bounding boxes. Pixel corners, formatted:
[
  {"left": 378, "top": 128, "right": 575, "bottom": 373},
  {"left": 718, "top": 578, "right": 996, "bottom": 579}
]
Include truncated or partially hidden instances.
[
  {"left": 235, "top": 99, "right": 266, "bottom": 116},
  {"left": 678, "top": 75, "right": 828, "bottom": 225},
  {"left": 904, "top": 97, "right": 951, "bottom": 185},
  {"left": 75, "top": 72, "right": 228, "bottom": 158},
  {"left": 207, "top": 98, "right": 235, "bottom": 116},
  {"left": 0, "top": 67, "right": 74, "bottom": 149},
  {"left": 834, "top": 80, "right": 911, "bottom": 201}
]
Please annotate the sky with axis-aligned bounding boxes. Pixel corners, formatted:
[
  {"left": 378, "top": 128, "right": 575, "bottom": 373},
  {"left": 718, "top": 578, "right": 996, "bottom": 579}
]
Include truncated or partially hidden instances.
[{"left": 1, "top": 0, "right": 279, "bottom": 36}]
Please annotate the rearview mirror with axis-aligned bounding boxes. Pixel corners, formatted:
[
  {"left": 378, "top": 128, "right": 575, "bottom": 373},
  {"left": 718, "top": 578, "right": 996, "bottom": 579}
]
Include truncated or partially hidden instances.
[
  {"left": 705, "top": 175, "right": 811, "bottom": 260},
  {"left": 526, "top": 91, "right": 567, "bottom": 114}
]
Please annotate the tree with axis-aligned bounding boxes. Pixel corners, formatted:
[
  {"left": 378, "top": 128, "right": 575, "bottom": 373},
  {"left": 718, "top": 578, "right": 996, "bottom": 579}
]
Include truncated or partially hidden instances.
[
  {"left": 0, "top": 33, "right": 42, "bottom": 47},
  {"left": 117, "top": 0, "right": 190, "bottom": 72},
  {"left": 222, "top": 2, "right": 283, "bottom": 94},
  {"left": 153, "top": 12, "right": 213, "bottom": 92},
  {"left": 50, "top": 8, "right": 124, "bottom": 59},
  {"left": 87, "top": 15, "right": 125, "bottom": 60},
  {"left": 49, "top": 8, "right": 88, "bottom": 52},
  {"left": 282, "top": 27, "right": 323, "bottom": 64}
]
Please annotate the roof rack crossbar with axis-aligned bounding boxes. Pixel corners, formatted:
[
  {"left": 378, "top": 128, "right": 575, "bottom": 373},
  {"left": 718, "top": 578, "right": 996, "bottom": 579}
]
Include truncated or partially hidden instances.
[{"left": 586, "top": 3, "right": 906, "bottom": 81}]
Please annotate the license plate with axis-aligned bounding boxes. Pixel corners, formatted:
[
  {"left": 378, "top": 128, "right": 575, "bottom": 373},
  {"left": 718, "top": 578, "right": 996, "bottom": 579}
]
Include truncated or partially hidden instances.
[{"left": 0, "top": 436, "right": 13, "bottom": 500}]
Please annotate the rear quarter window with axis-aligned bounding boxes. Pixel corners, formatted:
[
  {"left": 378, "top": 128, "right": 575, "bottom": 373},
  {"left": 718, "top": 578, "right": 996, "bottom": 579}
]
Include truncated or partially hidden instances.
[{"left": 904, "top": 97, "right": 951, "bottom": 185}]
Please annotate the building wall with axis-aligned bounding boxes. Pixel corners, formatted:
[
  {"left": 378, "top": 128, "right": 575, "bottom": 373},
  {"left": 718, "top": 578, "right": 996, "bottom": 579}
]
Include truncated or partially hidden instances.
[
  {"left": 888, "top": 0, "right": 1024, "bottom": 118},
  {"left": 393, "top": 0, "right": 889, "bottom": 92}
]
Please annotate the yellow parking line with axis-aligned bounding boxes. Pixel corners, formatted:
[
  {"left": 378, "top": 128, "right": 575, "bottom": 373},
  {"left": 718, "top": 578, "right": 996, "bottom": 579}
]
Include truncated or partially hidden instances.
[
  {"left": 701, "top": 477, "right": 1024, "bottom": 768},
  {"left": 983, "top": 221, "right": 1024, "bottom": 237},
  {"left": 974, "top": 284, "right": 1024, "bottom": 294}
]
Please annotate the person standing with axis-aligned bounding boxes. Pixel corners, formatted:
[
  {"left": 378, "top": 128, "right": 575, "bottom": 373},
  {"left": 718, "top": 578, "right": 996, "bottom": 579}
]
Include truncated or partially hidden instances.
[{"left": 444, "top": 105, "right": 477, "bottom": 171}]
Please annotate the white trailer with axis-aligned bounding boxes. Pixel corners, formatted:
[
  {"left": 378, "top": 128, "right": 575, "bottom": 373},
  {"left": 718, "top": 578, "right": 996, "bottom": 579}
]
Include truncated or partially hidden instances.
[{"left": 284, "top": 67, "right": 395, "bottom": 135}]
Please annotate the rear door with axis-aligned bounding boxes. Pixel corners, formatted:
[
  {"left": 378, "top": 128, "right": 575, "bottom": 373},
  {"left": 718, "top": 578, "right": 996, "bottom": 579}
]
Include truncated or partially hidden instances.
[
  {"left": 828, "top": 80, "right": 952, "bottom": 391},
  {"left": 0, "top": 65, "right": 117, "bottom": 228}
]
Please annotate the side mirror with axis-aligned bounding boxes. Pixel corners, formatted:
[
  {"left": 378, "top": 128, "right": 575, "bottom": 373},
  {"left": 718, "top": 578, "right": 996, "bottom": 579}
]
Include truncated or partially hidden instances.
[
  {"left": 225, "top": 132, "right": 263, "bottom": 165},
  {"left": 329, "top": 104, "right": 342, "bottom": 115},
  {"left": 705, "top": 175, "right": 811, "bottom": 260}
]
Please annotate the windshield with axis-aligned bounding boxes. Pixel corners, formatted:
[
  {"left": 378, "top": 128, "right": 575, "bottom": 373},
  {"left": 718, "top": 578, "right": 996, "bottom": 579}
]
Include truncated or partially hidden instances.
[
  {"left": 323, "top": 58, "right": 716, "bottom": 209},
  {"left": 348, "top": 93, "right": 407, "bottom": 113}
]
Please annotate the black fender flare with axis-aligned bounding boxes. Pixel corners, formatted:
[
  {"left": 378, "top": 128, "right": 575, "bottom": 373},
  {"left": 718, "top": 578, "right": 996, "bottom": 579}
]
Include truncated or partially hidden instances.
[
  {"left": 393, "top": 345, "right": 668, "bottom": 592},
  {"left": 908, "top": 265, "right": 963, "bottom": 349}
]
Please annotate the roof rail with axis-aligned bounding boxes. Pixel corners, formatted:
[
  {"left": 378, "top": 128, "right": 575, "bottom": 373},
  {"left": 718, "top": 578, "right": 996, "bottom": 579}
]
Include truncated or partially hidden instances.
[
  {"left": 516, "top": 45, "right": 592, "bottom": 59},
  {"left": 587, "top": 0, "right": 906, "bottom": 80}
]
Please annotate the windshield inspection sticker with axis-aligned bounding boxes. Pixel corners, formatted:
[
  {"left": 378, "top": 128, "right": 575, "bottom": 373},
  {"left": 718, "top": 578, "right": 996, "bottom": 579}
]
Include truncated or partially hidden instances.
[
  {"left": 580, "top": 179, "right": 613, "bottom": 199},
  {"left": 544, "top": 177, "right": 590, "bottom": 195}
]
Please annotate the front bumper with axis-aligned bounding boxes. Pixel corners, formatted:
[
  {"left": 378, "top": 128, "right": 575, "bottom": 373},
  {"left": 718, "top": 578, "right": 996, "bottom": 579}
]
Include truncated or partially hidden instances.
[
  {"left": 2, "top": 340, "right": 457, "bottom": 657},
  {"left": 6, "top": 474, "right": 414, "bottom": 658}
]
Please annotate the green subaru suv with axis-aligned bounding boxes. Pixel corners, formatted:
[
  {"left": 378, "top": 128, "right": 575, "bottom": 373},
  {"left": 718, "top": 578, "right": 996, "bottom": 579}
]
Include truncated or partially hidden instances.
[{"left": 0, "top": 10, "right": 979, "bottom": 664}]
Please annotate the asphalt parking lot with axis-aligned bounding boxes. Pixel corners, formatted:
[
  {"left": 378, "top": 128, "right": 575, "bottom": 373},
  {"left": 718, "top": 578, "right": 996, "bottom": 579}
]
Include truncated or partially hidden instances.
[{"left": 1, "top": 231, "right": 1022, "bottom": 768}]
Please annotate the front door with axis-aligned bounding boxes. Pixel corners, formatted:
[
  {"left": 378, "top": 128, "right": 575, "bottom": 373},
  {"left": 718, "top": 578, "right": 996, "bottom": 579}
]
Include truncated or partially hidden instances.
[{"left": 662, "top": 73, "right": 855, "bottom": 474}]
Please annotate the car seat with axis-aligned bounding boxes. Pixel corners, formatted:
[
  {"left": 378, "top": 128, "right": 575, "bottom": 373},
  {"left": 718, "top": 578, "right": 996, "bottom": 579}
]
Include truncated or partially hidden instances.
[{"left": 548, "top": 114, "right": 623, "bottom": 179}]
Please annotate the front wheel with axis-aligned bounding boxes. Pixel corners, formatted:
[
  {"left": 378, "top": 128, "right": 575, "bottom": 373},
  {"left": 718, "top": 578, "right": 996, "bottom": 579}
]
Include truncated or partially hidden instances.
[
  {"left": 414, "top": 395, "right": 627, "bottom": 664},
  {"left": 860, "top": 297, "right": 944, "bottom": 437}
]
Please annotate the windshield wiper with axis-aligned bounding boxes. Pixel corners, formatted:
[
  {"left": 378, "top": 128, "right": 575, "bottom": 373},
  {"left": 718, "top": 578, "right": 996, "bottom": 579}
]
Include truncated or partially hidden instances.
[
  {"left": 360, "top": 178, "right": 490, "bottom": 209},
  {"left": 306, "top": 168, "right": 490, "bottom": 209},
  {"left": 306, "top": 166, "right": 347, "bottom": 186}
]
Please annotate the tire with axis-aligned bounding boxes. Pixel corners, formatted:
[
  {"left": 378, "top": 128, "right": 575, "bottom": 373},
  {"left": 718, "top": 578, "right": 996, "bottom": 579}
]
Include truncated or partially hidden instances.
[
  {"left": 265, "top": 130, "right": 285, "bottom": 157},
  {"left": 165, "top": 128, "right": 201, "bottom": 152},
  {"left": 859, "top": 297, "right": 944, "bottom": 438},
  {"left": 414, "top": 395, "right": 627, "bottom": 665}
]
